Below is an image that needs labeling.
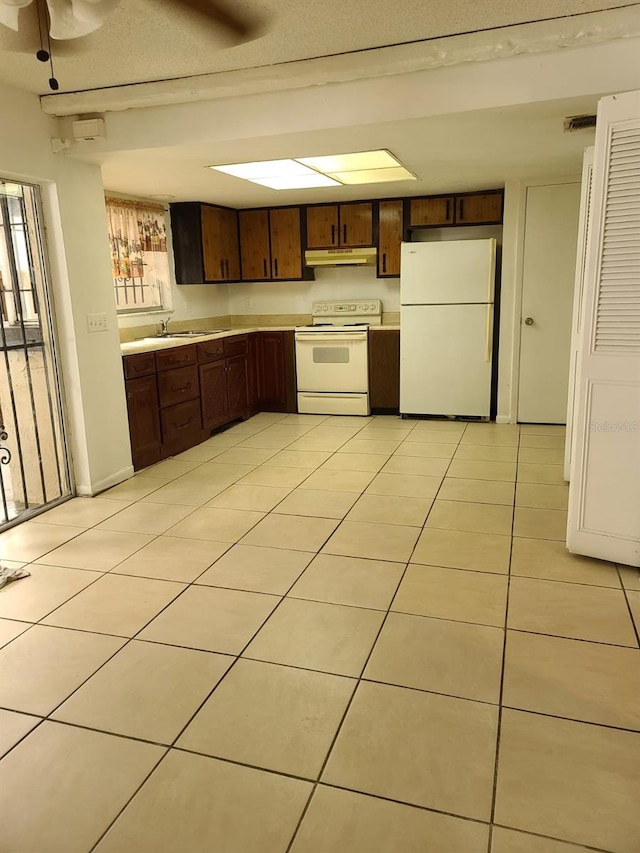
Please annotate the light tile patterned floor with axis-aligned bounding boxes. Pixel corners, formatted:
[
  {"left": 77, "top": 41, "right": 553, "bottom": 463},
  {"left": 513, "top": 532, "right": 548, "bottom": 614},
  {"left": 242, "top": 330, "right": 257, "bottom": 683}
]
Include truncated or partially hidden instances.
[{"left": 0, "top": 413, "right": 638, "bottom": 853}]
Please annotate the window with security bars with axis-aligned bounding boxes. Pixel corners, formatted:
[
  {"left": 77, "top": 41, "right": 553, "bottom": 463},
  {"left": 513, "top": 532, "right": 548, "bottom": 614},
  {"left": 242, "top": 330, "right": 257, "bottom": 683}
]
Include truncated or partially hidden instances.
[
  {"left": 105, "top": 196, "right": 171, "bottom": 314},
  {"left": 0, "top": 179, "right": 71, "bottom": 528}
]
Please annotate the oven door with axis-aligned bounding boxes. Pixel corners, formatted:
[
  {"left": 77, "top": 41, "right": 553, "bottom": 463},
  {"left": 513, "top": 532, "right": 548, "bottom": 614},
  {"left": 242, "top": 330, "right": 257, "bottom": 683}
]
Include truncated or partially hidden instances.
[{"left": 295, "top": 331, "right": 369, "bottom": 392}]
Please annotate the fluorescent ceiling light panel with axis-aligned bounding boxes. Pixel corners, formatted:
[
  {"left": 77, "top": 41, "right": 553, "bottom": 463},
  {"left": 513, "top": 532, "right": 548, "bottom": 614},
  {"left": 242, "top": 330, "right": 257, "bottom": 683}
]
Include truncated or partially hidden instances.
[
  {"left": 330, "top": 167, "right": 416, "bottom": 185},
  {"left": 211, "top": 159, "right": 316, "bottom": 179},
  {"left": 252, "top": 174, "right": 340, "bottom": 190},
  {"left": 298, "top": 150, "right": 400, "bottom": 172}
]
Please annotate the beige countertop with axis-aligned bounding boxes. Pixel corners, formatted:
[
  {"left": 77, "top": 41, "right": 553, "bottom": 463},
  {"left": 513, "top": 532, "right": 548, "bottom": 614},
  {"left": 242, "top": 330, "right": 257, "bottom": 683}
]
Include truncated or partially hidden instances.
[{"left": 121, "top": 324, "right": 401, "bottom": 356}]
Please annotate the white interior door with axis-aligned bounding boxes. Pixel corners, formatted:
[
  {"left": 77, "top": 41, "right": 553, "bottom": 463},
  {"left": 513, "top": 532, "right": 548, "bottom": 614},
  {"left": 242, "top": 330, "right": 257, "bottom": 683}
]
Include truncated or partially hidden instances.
[
  {"left": 567, "top": 91, "right": 640, "bottom": 567},
  {"left": 517, "top": 182, "right": 581, "bottom": 423},
  {"left": 564, "top": 149, "right": 594, "bottom": 481},
  {"left": 400, "top": 303, "right": 492, "bottom": 417}
]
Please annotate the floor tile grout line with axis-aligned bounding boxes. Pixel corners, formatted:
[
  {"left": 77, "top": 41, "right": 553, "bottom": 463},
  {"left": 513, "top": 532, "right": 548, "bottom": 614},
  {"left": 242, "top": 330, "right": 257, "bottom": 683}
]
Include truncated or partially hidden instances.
[
  {"left": 490, "top": 821, "right": 617, "bottom": 853},
  {"left": 163, "top": 525, "right": 339, "bottom": 752},
  {"left": 486, "top": 430, "right": 520, "bottom": 851},
  {"left": 87, "top": 746, "right": 171, "bottom": 853},
  {"left": 616, "top": 564, "right": 640, "bottom": 648},
  {"left": 283, "top": 557, "right": 414, "bottom": 852}
]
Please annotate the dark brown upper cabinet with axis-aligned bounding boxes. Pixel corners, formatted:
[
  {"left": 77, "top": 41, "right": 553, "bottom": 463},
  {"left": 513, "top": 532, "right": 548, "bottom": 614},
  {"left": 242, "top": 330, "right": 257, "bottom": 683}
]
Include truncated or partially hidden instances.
[
  {"left": 269, "top": 208, "right": 304, "bottom": 280},
  {"left": 377, "top": 200, "right": 403, "bottom": 277},
  {"left": 410, "top": 196, "right": 454, "bottom": 227},
  {"left": 239, "top": 207, "right": 305, "bottom": 281},
  {"left": 455, "top": 191, "right": 503, "bottom": 225},
  {"left": 239, "top": 209, "right": 271, "bottom": 280},
  {"left": 306, "top": 202, "right": 373, "bottom": 249},
  {"left": 170, "top": 202, "right": 240, "bottom": 284}
]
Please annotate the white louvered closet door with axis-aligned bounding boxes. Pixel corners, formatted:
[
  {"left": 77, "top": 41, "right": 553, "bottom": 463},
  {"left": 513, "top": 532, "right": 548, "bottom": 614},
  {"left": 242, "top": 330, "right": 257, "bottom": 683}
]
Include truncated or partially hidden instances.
[
  {"left": 564, "top": 148, "right": 594, "bottom": 481},
  {"left": 567, "top": 91, "right": 640, "bottom": 566}
]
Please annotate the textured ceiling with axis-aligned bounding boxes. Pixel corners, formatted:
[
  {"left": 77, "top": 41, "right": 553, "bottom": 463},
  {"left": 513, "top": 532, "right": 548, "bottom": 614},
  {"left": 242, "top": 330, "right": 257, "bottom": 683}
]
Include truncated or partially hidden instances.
[
  {"left": 93, "top": 97, "right": 599, "bottom": 206},
  {"left": 0, "top": 0, "right": 637, "bottom": 94}
]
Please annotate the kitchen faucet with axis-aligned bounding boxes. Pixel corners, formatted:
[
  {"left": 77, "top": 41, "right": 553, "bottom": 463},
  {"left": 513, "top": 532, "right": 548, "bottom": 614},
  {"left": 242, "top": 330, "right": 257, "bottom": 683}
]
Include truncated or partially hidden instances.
[{"left": 160, "top": 318, "right": 170, "bottom": 336}]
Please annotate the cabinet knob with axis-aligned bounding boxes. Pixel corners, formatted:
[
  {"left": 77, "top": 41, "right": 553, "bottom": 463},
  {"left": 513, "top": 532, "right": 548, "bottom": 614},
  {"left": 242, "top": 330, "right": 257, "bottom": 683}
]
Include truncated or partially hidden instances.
[{"left": 524, "top": 317, "right": 534, "bottom": 326}]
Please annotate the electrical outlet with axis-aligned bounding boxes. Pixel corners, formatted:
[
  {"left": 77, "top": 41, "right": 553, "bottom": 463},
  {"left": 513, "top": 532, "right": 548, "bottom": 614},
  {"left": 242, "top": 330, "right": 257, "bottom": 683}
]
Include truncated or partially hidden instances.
[
  {"left": 244, "top": 296, "right": 252, "bottom": 310},
  {"left": 86, "top": 313, "right": 108, "bottom": 333}
]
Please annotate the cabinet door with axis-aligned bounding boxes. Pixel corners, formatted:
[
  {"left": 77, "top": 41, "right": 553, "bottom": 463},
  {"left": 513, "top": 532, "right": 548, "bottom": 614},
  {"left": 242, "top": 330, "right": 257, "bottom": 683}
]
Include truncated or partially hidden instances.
[
  {"left": 125, "top": 376, "right": 161, "bottom": 470},
  {"left": 199, "top": 360, "right": 229, "bottom": 430},
  {"left": 339, "top": 203, "right": 373, "bottom": 247},
  {"left": 455, "top": 192, "right": 503, "bottom": 224},
  {"left": 409, "top": 197, "right": 454, "bottom": 227},
  {"left": 369, "top": 330, "right": 400, "bottom": 411},
  {"left": 226, "top": 354, "right": 249, "bottom": 419},
  {"left": 258, "top": 332, "right": 286, "bottom": 410},
  {"left": 377, "top": 200, "right": 403, "bottom": 277},
  {"left": 246, "top": 333, "right": 260, "bottom": 414},
  {"left": 157, "top": 365, "right": 200, "bottom": 408},
  {"left": 306, "top": 205, "right": 339, "bottom": 248},
  {"left": 169, "top": 203, "right": 204, "bottom": 284},
  {"left": 201, "top": 205, "right": 227, "bottom": 282},
  {"left": 222, "top": 208, "right": 241, "bottom": 280},
  {"left": 239, "top": 210, "right": 271, "bottom": 281},
  {"left": 270, "top": 208, "right": 303, "bottom": 279},
  {"left": 160, "top": 399, "right": 202, "bottom": 454}
]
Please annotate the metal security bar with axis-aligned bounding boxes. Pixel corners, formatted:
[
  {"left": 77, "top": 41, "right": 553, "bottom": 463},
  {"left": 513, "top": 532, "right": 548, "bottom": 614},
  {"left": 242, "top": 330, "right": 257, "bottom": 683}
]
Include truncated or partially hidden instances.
[{"left": 0, "top": 179, "right": 72, "bottom": 529}]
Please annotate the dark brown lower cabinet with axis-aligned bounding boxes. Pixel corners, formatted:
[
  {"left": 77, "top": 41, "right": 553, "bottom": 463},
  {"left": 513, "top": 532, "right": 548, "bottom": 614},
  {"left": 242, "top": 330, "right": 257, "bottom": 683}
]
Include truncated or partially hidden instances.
[
  {"left": 200, "top": 359, "right": 229, "bottom": 430},
  {"left": 246, "top": 333, "right": 260, "bottom": 414},
  {"left": 125, "top": 375, "right": 162, "bottom": 470},
  {"left": 369, "top": 330, "right": 400, "bottom": 412},
  {"left": 258, "top": 330, "right": 297, "bottom": 413},
  {"left": 227, "top": 353, "right": 249, "bottom": 419},
  {"left": 160, "top": 398, "right": 202, "bottom": 456},
  {"left": 124, "top": 331, "right": 295, "bottom": 471}
]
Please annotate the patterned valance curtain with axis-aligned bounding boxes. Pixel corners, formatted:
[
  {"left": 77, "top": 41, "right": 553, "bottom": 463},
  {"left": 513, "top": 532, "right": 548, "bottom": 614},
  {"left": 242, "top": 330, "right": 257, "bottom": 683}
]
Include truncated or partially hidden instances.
[{"left": 105, "top": 197, "right": 167, "bottom": 281}]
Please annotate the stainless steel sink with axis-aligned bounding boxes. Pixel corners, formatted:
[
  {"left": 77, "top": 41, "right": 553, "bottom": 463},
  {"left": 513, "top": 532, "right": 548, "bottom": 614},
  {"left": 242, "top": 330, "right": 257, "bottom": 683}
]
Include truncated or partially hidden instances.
[{"left": 137, "top": 329, "right": 230, "bottom": 341}]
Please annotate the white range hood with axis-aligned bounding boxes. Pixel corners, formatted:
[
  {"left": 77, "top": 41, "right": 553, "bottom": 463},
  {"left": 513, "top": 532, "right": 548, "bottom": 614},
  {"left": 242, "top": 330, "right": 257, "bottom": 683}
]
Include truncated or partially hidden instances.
[{"left": 305, "top": 247, "right": 377, "bottom": 267}]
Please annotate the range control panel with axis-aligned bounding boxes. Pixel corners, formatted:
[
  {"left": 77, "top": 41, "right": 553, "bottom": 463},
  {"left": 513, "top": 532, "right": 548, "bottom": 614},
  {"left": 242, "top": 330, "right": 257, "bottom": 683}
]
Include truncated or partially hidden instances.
[{"left": 311, "top": 299, "right": 382, "bottom": 324}]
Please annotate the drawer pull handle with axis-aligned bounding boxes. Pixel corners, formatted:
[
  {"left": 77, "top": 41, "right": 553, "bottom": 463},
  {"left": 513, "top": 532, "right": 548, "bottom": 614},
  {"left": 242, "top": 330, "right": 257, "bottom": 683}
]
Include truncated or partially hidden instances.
[
  {"left": 172, "top": 383, "right": 191, "bottom": 394},
  {"left": 174, "top": 416, "right": 194, "bottom": 430}
]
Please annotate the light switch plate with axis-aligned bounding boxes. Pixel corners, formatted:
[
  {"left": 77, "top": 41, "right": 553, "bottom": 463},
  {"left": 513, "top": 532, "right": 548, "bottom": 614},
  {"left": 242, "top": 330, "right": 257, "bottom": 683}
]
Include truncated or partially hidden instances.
[{"left": 86, "top": 313, "right": 108, "bottom": 333}]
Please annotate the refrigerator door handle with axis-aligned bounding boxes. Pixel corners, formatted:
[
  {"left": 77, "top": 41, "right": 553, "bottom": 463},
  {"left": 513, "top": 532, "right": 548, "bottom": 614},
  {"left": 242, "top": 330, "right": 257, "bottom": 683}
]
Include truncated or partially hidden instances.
[{"left": 485, "top": 304, "right": 493, "bottom": 362}]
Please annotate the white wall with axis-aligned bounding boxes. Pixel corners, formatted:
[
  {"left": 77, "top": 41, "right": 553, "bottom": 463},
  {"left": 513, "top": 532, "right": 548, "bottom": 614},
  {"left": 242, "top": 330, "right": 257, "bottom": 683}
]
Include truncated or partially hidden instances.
[
  {"left": 0, "top": 82, "right": 133, "bottom": 495},
  {"left": 228, "top": 266, "right": 400, "bottom": 315}
]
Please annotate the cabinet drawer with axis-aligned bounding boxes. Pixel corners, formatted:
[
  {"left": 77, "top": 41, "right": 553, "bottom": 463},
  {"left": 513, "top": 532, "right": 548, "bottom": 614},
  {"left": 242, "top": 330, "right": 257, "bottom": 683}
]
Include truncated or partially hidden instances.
[
  {"left": 224, "top": 335, "right": 248, "bottom": 358},
  {"left": 123, "top": 352, "right": 156, "bottom": 379},
  {"left": 158, "top": 365, "right": 200, "bottom": 408},
  {"left": 155, "top": 345, "right": 197, "bottom": 372},
  {"left": 160, "top": 398, "right": 202, "bottom": 445},
  {"left": 197, "top": 339, "right": 225, "bottom": 363}
]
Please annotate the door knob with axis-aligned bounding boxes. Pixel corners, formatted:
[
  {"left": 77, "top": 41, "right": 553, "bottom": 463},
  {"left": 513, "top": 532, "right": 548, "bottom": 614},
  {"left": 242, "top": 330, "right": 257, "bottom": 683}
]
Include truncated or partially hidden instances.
[{"left": 524, "top": 317, "right": 534, "bottom": 326}]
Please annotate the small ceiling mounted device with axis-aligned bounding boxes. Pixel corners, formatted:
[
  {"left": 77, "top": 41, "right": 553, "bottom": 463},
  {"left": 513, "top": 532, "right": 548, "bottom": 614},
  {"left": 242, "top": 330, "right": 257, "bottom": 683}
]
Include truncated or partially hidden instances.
[
  {"left": 0, "top": 0, "right": 259, "bottom": 91},
  {"left": 563, "top": 114, "right": 597, "bottom": 133}
]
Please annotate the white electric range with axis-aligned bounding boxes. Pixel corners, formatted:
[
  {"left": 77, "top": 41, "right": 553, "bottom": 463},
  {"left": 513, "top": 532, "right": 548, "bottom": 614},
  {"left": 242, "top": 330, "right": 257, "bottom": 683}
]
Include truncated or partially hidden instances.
[{"left": 295, "top": 299, "right": 382, "bottom": 415}]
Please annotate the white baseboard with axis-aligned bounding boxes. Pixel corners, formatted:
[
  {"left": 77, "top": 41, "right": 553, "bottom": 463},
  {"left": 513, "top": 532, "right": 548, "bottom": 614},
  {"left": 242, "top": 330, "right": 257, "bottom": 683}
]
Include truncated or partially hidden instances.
[
  {"left": 76, "top": 465, "right": 135, "bottom": 497},
  {"left": 496, "top": 415, "right": 515, "bottom": 424}
]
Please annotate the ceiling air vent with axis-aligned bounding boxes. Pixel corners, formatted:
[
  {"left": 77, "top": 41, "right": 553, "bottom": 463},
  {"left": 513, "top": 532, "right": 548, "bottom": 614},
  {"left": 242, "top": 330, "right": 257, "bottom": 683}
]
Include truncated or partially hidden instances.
[{"left": 563, "top": 114, "right": 597, "bottom": 133}]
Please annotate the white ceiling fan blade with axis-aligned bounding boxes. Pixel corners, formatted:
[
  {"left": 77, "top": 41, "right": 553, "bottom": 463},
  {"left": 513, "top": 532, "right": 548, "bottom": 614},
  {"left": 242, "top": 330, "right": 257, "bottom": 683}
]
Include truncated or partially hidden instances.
[
  {"left": 46, "top": 0, "right": 116, "bottom": 39},
  {"left": 0, "top": 0, "right": 34, "bottom": 32}
]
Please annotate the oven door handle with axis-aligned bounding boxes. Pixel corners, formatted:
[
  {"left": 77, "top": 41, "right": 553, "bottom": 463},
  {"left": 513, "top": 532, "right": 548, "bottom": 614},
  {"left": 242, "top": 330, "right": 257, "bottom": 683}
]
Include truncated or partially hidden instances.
[{"left": 295, "top": 332, "right": 369, "bottom": 343}]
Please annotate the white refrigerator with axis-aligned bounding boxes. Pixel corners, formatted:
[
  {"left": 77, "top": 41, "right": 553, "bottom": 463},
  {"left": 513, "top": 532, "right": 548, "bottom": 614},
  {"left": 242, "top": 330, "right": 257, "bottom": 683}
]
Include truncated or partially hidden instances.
[{"left": 400, "top": 238, "right": 496, "bottom": 418}]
